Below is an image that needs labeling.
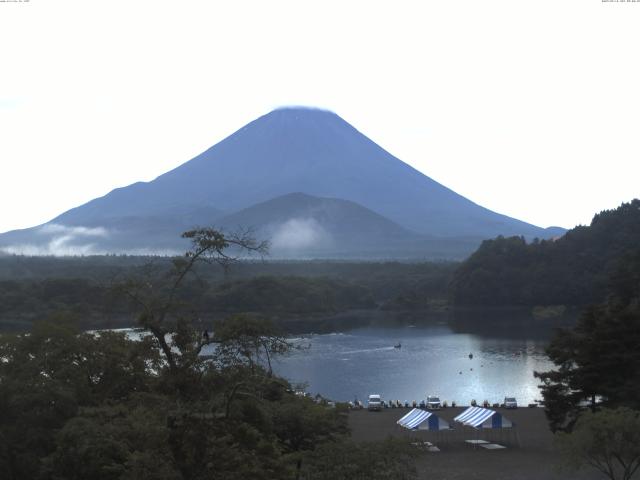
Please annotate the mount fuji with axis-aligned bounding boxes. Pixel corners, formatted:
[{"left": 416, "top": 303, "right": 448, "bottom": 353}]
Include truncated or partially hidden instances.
[{"left": 0, "top": 107, "right": 563, "bottom": 258}]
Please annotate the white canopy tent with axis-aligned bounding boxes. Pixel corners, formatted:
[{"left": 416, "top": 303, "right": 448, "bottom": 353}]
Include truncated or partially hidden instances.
[
  {"left": 453, "top": 406, "right": 519, "bottom": 448},
  {"left": 453, "top": 406, "right": 513, "bottom": 429},
  {"left": 397, "top": 408, "right": 451, "bottom": 431}
]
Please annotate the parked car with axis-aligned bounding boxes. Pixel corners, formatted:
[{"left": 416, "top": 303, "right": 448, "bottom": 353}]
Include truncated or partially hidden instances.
[
  {"left": 504, "top": 397, "right": 518, "bottom": 409},
  {"left": 426, "top": 396, "right": 441, "bottom": 409},
  {"left": 368, "top": 394, "right": 383, "bottom": 411}
]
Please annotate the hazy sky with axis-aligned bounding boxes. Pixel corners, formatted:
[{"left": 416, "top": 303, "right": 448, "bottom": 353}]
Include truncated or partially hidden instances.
[{"left": 1, "top": 0, "right": 639, "bottom": 234}]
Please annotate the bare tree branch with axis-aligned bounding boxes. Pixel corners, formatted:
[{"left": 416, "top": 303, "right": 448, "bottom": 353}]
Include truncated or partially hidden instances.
[{"left": 115, "top": 227, "right": 269, "bottom": 383}]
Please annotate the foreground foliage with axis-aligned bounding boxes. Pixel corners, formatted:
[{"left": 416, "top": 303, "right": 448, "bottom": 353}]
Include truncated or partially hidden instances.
[
  {"left": 0, "top": 317, "right": 368, "bottom": 479},
  {"left": 557, "top": 408, "right": 640, "bottom": 480},
  {"left": 0, "top": 228, "right": 417, "bottom": 479},
  {"left": 535, "top": 249, "right": 640, "bottom": 431}
]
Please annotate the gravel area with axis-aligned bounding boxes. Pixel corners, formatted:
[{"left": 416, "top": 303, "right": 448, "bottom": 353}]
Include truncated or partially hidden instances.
[{"left": 349, "top": 407, "right": 603, "bottom": 480}]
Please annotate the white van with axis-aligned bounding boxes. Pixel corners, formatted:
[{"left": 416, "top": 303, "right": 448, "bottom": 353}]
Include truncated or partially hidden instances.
[
  {"left": 426, "top": 396, "right": 441, "bottom": 409},
  {"left": 368, "top": 394, "right": 383, "bottom": 411}
]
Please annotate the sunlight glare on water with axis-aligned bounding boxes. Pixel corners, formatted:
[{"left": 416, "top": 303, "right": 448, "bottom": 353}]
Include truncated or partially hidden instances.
[{"left": 273, "top": 326, "right": 553, "bottom": 405}]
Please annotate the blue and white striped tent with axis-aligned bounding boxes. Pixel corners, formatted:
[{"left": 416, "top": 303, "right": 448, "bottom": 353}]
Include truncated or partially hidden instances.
[
  {"left": 397, "top": 408, "right": 451, "bottom": 431},
  {"left": 453, "top": 406, "right": 513, "bottom": 429}
]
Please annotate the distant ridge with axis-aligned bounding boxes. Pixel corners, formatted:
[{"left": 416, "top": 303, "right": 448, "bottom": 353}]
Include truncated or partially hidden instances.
[
  {"left": 214, "top": 192, "right": 480, "bottom": 258},
  {"left": 0, "top": 107, "right": 563, "bottom": 258}
]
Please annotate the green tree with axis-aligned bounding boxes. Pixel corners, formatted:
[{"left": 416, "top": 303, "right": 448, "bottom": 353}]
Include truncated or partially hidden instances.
[
  {"left": 0, "top": 228, "right": 425, "bottom": 480},
  {"left": 451, "top": 199, "right": 640, "bottom": 307},
  {"left": 42, "top": 395, "right": 182, "bottom": 480},
  {"left": 214, "top": 314, "right": 292, "bottom": 375},
  {"left": 535, "top": 250, "right": 640, "bottom": 431},
  {"left": 557, "top": 408, "right": 640, "bottom": 480},
  {"left": 118, "top": 228, "right": 267, "bottom": 387},
  {"left": 0, "top": 320, "right": 161, "bottom": 480}
]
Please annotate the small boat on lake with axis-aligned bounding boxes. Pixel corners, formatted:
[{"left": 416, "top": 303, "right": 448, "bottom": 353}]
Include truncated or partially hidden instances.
[{"left": 394, "top": 343, "right": 401, "bottom": 349}]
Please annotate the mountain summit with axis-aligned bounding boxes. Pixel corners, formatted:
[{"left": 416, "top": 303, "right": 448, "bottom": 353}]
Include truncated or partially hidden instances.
[{"left": 0, "top": 107, "right": 561, "bottom": 257}]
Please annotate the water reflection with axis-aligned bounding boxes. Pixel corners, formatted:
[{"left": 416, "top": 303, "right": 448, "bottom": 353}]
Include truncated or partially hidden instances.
[{"left": 273, "top": 325, "right": 553, "bottom": 405}]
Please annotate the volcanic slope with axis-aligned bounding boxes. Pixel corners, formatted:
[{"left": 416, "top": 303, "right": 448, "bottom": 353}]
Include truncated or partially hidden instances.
[
  {"left": 0, "top": 107, "right": 562, "bottom": 257},
  {"left": 215, "top": 192, "right": 480, "bottom": 258}
]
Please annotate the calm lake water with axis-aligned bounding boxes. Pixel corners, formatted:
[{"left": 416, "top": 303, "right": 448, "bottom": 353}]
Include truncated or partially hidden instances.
[{"left": 273, "top": 325, "right": 554, "bottom": 405}]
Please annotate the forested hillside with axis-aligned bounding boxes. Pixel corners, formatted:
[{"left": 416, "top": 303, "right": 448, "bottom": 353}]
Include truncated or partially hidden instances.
[{"left": 451, "top": 200, "right": 640, "bottom": 307}]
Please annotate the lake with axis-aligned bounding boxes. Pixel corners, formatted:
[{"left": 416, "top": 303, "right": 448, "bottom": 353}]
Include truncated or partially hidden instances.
[{"left": 273, "top": 325, "right": 554, "bottom": 405}]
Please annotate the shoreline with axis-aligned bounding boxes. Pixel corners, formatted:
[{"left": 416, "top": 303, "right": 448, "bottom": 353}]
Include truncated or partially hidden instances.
[{"left": 0, "top": 305, "right": 581, "bottom": 335}]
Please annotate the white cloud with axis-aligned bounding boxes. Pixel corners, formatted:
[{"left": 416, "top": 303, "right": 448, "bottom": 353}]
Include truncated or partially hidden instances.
[
  {"left": 0, "top": 224, "right": 108, "bottom": 255},
  {"left": 1, "top": 241, "right": 97, "bottom": 257},
  {"left": 39, "top": 224, "right": 108, "bottom": 237},
  {"left": 270, "top": 218, "right": 332, "bottom": 251},
  {"left": 0, "top": 223, "right": 186, "bottom": 256}
]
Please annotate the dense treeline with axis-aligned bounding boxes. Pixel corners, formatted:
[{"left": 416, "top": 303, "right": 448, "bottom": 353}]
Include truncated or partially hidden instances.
[
  {"left": 0, "top": 278, "right": 124, "bottom": 331},
  {"left": 451, "top": 199, "right": 640, "bottom": 307},
  {"left": 0, "top": 258, "right": 456, "bottom": 332},
  {"left": 210, "top": 276, "right": 375, "bottom": 314},
  {"left": 0, "top": 255, "right": 456, "bottom": 286}
]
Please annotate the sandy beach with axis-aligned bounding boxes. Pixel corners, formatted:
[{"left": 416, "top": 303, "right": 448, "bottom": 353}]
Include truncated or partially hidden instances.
[{"left": 349, "top": 407, "right": 603, "bottom": 480}]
